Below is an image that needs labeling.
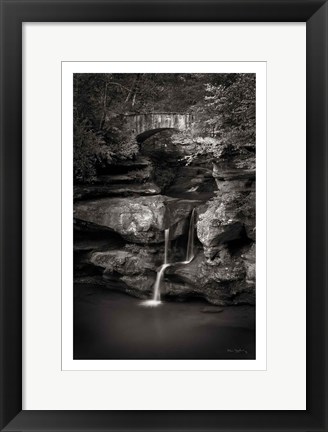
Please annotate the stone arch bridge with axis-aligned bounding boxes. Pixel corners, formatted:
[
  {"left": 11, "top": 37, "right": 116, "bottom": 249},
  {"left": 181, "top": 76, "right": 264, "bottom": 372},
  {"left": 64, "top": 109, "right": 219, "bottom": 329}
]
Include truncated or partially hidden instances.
[{"left": 124, "top": 112, "right": 193, "bottom": 142}]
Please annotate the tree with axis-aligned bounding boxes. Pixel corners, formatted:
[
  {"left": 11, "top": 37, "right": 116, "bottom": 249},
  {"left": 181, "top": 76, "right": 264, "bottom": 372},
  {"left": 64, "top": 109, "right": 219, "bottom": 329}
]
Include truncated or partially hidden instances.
[
  {"left": 73, "top": 73, "right": 256, "bottom": 181},
  {"left": 180, "top": 74, "right": 256, "bottom": 163},
  {"left": 203, "top": 74, "right": 255, "bottom": 147}
]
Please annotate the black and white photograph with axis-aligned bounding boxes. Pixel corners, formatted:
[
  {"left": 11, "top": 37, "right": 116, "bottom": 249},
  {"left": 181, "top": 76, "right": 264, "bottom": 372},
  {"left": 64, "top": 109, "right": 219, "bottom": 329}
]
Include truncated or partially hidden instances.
[
  {"left": 72, "top": 72, "right": 256, "bottom": 360},
  {"left": 2, "top": 0, "right": 326, "bottom": 427}
]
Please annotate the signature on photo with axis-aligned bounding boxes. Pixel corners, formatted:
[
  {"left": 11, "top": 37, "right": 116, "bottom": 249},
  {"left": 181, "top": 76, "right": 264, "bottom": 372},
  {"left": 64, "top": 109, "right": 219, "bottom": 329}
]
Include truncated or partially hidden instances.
[{"left": 227, "top": 348, "right": 248, "bottom": 355}]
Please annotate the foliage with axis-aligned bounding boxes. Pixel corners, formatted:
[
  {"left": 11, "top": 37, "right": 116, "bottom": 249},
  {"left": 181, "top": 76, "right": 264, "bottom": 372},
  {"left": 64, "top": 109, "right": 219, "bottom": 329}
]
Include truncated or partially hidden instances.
[
  {"left": 203, "top": 74, "right": 255, "bottom": 144},
  {"left": 172, "top": 131, "right": 223, "bottom": 165},
  {"left": 73, "top": 116, "right": 111, "bottom": 182},
  {"left": 73, "top": 72, "right": 256, "bottom": 182},
  {"left": 178, "top": 74, "right": 256, "bottom": 164},
  {"left": 74, "top": 75, "right": 139, "bottom": 182}
]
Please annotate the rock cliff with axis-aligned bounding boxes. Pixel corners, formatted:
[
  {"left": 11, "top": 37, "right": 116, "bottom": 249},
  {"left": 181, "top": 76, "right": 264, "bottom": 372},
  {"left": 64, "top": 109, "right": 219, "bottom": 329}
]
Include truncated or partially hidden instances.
[{"left": 74, "top": 130, "right": 255, "bottom": 305}]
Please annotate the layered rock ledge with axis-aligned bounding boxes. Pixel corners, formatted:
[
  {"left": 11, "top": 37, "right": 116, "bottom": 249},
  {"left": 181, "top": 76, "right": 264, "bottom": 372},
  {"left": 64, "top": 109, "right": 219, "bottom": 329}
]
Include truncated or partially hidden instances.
[{"left": 74, "top": 195, "right": 200, "bottom": 244}]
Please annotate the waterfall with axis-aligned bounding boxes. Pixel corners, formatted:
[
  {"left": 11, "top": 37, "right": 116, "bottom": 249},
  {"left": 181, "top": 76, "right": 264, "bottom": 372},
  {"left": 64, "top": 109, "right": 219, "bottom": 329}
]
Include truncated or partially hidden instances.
[
  {"left": 152, "top": 263, "right": 170, "bottom": 303},
  {"left": 164, "top": 228, "right": 170, "bottom": 264},
  {"left": 153, "top": 228, "right": 170, "bottom": 303},
  {"left": 142, "top": 210, "right": 196, "bottom": 307},
  {"left": 142, "top": 228, "right": 170, "bottom": 307},
  {"left": 185, "top": 208, "right": 195, "bottom": 262}
]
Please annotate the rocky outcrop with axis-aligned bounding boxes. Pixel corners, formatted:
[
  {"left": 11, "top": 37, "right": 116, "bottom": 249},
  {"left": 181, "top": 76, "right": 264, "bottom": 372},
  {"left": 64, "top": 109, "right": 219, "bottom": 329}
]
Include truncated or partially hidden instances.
[
  {"left": 242, "top": 242, "right": 255, "bottom": 287},
  {"left": 74, "top": 195, "right": 200, "bottom": 244},
  {"left": 97, "top": 164, "right": 153, "bottom": 185},
  {"left": 74, "top": 183, "right": 161, "bottom": 201},
  {"left": 197, "top": 156, "right": 255, "bottom": 255},
  {"left": 165, "top": 165, "right": 216, "bottom": 197},
  {"left": 91, "top": 245, "right": 162, "bottom": 275},
  {"left": 74, "top": 156, "right": 160, "bottom": 200},
  {"left": 197, "top": 192, "right": 254, "bottom": 259},
  {"left": 191, "top": 150, "right": 256, "bottom": 304},
  {"left": 88, "top": 245, "right": 162, "bottom": 298},
  {"left": 74, "top": 131, "right": 255, "bottom": 306},
  {"left": 78, "top": 240, "right": 255, "bottom": 305},
  {"left": 163, "top": 245, "right": 254, "bottom": 305},
  {"left": 97, "top": 155, "right": 153, "bottom": 175}
]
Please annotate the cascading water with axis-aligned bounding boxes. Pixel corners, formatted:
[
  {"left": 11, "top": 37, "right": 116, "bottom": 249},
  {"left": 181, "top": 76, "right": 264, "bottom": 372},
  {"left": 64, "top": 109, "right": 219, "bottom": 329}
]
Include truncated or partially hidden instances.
[
  {"left": 185, "top": 208, "right": 196, "bottom": 262},
  {"left": 164, "top": 228, "right": 170, "bottom": 265},
  {"left": 152, "top": 228, "right": 170, "bottom": 303},
  {"left": 152, "top": 264, "right": 169, "bottom": 304},
  {"left": 142, "top": 228, "right": 170, "bottom": 307},
  {"left": 141, "top": 210, "right": 196, "bottom": 307}
]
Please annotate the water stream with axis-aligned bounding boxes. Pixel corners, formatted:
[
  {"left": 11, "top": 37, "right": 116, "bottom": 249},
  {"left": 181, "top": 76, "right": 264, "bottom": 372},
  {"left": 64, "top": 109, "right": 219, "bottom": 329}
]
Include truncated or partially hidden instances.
[
  {"left": 152, "top": 228, "right": 170, "bottom": 304},
  {"left": 142, "top": 209, "right": 196, "bottom": 307},
  {"left": 164, "top": 227, "right": 170, "bottom": 265},
  {"left": 185, "top": 208, "right": 195, "bottom": 262}
]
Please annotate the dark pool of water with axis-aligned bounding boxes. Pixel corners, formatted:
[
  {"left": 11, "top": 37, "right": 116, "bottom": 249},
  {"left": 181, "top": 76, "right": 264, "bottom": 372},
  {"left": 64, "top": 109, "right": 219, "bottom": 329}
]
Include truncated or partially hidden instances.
[{"left": 74, "top": 284, "right": 255, "bottom": 360}]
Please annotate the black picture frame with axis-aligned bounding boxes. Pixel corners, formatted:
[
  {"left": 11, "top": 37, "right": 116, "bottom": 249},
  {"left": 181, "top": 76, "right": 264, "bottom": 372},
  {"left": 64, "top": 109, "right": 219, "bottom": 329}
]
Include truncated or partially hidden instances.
[{"left": 1, "top": 1, "right": 327, "bottom": 431}]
